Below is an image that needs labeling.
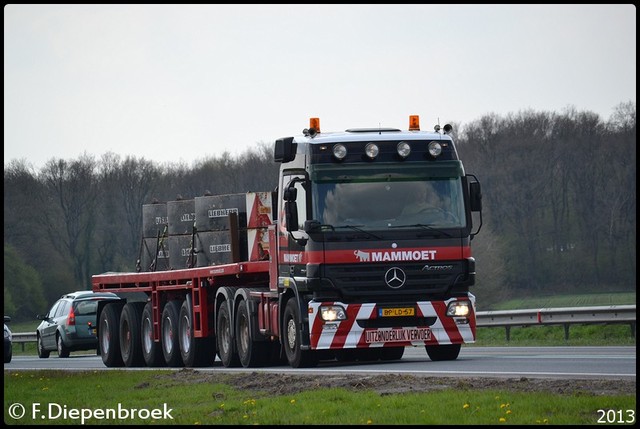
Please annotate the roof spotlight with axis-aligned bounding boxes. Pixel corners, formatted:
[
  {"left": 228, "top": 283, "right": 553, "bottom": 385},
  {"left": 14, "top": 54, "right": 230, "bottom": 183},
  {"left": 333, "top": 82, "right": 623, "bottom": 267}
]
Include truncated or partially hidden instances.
[
  {"left": 428, "top": 141, "right": 442, "bottom": 158},
  {"left": 333, "top": 144, "right": 347, "bottom": 160},
  {"left": 397, "top": 142, "right": 411, "bottom": 158},
  {"left": 365, "top": 143, "right": 379, "bottom": 159}
]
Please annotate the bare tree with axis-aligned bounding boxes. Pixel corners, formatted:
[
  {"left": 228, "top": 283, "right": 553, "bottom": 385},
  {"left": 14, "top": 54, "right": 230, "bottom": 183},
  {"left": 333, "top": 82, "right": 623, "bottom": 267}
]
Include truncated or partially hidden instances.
[{"left": 39, "top": 155, "right": 99, "bottom": 289}]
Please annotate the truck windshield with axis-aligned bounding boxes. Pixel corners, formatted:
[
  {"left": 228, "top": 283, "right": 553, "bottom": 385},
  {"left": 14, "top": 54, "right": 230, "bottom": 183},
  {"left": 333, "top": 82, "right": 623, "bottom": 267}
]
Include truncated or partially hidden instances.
[{"left": 310, "top": 162, "right": 466, "bottom": 230}]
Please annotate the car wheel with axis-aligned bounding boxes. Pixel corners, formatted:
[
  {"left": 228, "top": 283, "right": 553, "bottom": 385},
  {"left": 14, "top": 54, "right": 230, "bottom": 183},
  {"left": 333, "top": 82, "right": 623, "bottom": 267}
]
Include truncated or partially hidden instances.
[
  {"left": 37, "top": 334, "right": 50, "bottom": 359},
  {"left": 4, "top": 346, "right": 11, "bottom": 363},
  {"left": 57, "top": 333, "right": 70, "bottom": 358}
]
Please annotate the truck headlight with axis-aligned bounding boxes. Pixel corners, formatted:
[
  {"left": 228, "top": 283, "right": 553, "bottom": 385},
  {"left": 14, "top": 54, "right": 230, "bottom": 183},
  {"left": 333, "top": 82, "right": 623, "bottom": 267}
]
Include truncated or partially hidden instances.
[
  {"left": 320, "top": 305, "right": 347, "bottom": 321},
  {"left": 446, "top": 301, "right": 471, "bottom": 317}
]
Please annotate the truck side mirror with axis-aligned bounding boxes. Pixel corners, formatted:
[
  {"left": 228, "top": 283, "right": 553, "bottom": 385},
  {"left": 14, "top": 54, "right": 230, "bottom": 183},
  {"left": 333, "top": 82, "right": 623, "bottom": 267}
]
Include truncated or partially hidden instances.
[
  {"left": 284, "top": 201, "right": 299, "bottom": 232},
  {"left": 469, "top": 181, "right": 482, "bottom": 212},
  {"left": 283, "top": 186, "right": 297, "bottom": 203},
  {"left": 274, "top": 137, "right": 297, "bottom": 163}
]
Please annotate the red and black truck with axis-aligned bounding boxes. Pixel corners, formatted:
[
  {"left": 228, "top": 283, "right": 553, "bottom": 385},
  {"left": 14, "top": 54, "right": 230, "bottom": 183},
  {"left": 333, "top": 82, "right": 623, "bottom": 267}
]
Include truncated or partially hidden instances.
[{"left": 92, "top": 115, "right": 483, "bottom": 368}]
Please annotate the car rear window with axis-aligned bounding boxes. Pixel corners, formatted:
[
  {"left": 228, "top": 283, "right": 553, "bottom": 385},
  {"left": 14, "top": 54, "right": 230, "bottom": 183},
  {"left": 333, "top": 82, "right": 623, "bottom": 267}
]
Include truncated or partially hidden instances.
[{"left": 74, "top": 300, "right": 98, "bottom": 316}]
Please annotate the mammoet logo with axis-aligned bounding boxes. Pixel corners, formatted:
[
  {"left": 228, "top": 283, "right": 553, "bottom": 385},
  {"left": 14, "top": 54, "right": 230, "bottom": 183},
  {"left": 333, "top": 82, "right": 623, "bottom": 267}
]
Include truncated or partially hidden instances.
[
  {"left": 354, "top": 250, "right": 370, "bottom": 261},
  {"left": 354, "top": 249, "right": 437, "bottom": 262}
]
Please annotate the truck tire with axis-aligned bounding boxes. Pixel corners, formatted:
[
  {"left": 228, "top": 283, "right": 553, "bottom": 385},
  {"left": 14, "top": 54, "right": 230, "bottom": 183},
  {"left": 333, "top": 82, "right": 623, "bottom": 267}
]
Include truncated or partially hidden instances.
[
  {"left": 379, "top": 346, "right": 405, "bottom": 361},
  {"left": 179, "top": 300, "right": 215, "bottom": 367},
  {"left": 161, "top": 300, "right": 184, "bottom": 367},
  {"left": 119, "top": 302, "right": 145, "bottom": 367},
  {"left": 141, "top": 302, "right": 165, "bottom": 367},
  {"left": 235, "top": 299, "right": 269, "bottom": 368},
  {"left": 99, "top": 303, "right": 124, "bottom": 367},
  {"left": 283, "top": 299, "right": 318, "bottom": 368},
  {"left": 425, "top": 344, "right": 461, "bottom": 361},
  {"left": 216, "top": 301, "right": 240, "bottom": 367}
]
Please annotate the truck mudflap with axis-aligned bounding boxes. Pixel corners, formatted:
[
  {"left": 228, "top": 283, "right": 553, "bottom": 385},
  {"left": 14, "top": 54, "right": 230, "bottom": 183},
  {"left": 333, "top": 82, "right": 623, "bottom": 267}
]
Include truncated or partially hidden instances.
[{"left": 308, "top": 297, "right": 476, "bottom": 350}]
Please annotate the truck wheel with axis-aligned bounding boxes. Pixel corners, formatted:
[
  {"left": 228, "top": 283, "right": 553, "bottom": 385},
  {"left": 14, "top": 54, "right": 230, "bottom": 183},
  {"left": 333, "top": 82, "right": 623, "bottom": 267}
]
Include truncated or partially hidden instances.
[
  {"left": 179, "top": 300, "right": 215, "bottom": 367},
  {"left": 235, "top": 299, "right": 268, "bottom": 368},
  {"left": 283, "top": 299, "right": 318, "bottom": 368},
  {"left": 216, "top": 302, "right": 240, "bottom": 367},
  {"left": 425, "top": 344, "right": 461, "bottom": 361},
  {"left": 379, "top": 346, "right": 405, "bottom": 361},
  {"left": 99, "top": 303, "right": 124, "bottom": 367},
  {"left": 119, "top": 302, "right": 145, "bottom": 367},
  {"left": 141, "top": 302, "right": 165, "bottom": 367},
  {"left": 161, "top": 300, "right": 184, "bottom": 367}
]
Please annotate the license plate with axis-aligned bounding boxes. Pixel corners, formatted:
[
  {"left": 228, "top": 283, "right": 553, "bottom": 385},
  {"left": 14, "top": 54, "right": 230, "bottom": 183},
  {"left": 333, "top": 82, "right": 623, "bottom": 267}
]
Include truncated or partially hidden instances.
[{"left": 378, "top": 307, "right": 415, "bottom": 317}]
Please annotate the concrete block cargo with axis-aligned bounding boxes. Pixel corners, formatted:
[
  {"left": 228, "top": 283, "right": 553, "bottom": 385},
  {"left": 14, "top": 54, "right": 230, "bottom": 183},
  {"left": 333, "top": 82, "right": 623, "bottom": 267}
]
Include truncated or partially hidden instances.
[{"left": 92, "top": 115, "right": 483, "bottom": 369}]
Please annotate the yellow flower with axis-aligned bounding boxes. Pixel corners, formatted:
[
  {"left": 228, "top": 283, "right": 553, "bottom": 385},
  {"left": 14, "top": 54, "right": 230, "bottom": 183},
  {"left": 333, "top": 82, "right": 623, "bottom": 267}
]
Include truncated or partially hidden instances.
[
  {"left": 499, "top": 417, "right": 506, "bottom": 423},
  {"left": 463, "top": 403, "right": 470, "bottom": 409}
]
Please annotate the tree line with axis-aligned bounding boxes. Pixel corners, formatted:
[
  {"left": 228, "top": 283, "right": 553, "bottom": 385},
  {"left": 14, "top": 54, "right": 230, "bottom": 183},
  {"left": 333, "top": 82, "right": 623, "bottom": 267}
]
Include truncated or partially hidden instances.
[{"left": 4, "top": 103, "right": 636, "bottom": 320}]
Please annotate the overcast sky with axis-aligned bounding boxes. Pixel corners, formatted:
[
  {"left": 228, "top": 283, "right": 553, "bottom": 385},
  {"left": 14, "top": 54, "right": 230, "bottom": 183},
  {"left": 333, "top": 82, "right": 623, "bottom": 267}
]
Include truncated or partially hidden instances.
[{"left": 4, "top": 4, "right": 636, "bottom": 170}]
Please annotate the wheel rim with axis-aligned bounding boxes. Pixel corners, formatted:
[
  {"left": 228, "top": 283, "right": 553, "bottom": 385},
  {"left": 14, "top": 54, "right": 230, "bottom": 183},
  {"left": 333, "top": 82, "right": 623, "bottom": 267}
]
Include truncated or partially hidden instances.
[
  {"left": 238, "top": 314, "right": 249, "bottom": 354},
  {"left": 286, "top": 318, "right": 296, "bottom": 350},
  {"left": 57, "top": 336, "right": 63, "bottom": 354},
  {"left": 220, "top": 315, "right": 230, "bottom": 354},
  {"left": 121, "top": 319, "right": 131, "bottom": 356},
  {"left": 163, "top": 316, "right": 174, "bottom": 354},
  {"left": 101, "top": 317, "right": 110, "bottom": 354},
  {"left": 142, "top": 316, "right": 153, "bottom": 354},
  {"left": 180, "top": 314, "right": 191, "bottom": 354}
]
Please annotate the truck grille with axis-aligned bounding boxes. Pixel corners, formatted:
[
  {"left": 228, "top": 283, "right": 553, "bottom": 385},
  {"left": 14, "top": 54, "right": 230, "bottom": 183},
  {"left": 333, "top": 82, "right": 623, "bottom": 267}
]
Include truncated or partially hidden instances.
[{"left": 322, "top": 261, "right": 465, "bottom": 301}]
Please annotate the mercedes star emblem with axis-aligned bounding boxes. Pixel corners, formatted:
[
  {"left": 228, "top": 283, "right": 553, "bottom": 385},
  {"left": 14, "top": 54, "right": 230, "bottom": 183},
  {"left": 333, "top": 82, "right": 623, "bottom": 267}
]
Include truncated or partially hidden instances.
[{"left": 384, "top": 267, "right": 406, "bottom": 289}]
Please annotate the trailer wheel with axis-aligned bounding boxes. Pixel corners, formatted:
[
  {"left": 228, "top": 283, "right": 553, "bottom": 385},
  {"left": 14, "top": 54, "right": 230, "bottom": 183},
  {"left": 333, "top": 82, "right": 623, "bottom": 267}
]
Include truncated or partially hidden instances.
[
  {"left": 283, "top": 299, "right": 318, "bottom": 368},
  {"left": 179, "top": 300, "right": 215, "bottom": 367},
  {"left": 119, "top": 302, "right": 145, "bottom": 367},
  {"left": 161, "top": 300, "right": 184, "bottom": 367},
  {"left": 141, "top": 302, "right": 165, "bottom": 367},
  {"left": 235, "top": 299, "right": 268, "bottom": 368},
  {"left": 425, "top": 344, "right": 461, "bottom": 361},
  {"left": 216, "top": 302, "right": 240, "bottom": 367},
  {"left": 99, "top": 303, "right": 124, "bottom": 367}
]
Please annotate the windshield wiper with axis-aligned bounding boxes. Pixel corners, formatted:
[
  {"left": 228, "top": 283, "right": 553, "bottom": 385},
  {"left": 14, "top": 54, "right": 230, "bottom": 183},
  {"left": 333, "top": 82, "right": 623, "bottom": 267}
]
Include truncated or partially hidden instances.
[
  {"left": 389, "top": 223, "right": 452, "bottom": 237},
  {"left": 333, "top": 225, "right": 382, "bottom": 239}
]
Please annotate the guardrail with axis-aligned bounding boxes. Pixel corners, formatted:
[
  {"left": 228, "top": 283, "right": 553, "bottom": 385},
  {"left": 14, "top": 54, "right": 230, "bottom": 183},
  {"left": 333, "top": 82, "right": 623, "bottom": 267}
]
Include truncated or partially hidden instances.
[
  {"left": 476, "top": 305, "right": 636, "bottom": 341},
  {"left": 11, "top": 332, "right": 37, "bottom": 351},
  {"left": 9, "top": 305, "right": 636, "bottom": 349}
]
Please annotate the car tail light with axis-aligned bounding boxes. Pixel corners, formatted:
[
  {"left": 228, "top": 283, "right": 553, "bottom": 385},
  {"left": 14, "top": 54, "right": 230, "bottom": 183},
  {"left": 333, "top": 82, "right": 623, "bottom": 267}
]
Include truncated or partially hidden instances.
[{"left": 67, "top": 308, "right": 76, "bottom": 326}]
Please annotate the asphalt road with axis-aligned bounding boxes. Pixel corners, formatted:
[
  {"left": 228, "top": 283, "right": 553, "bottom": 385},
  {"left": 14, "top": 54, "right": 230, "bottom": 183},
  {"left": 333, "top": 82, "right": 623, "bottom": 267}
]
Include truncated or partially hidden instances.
[{"left": 4, "top": 346, "right": 636, "bottom": 381}]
